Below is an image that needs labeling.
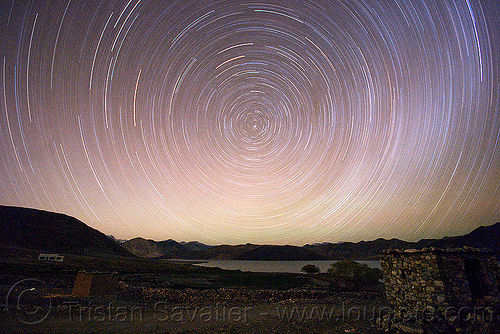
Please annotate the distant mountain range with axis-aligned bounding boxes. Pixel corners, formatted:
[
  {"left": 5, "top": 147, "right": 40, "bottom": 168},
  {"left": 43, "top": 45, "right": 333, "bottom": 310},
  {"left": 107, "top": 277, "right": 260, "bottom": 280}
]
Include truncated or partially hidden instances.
[
  {"left": 305, "top": 238, "right": 436, "bottom": 260},
  {"left": 120, "top": 237, "right": 211, "bottom": 258},
  {"left": 1, "top": 205, "right": 499, "bottom": 261},
  {"left": 236, "top": 245, "right": 325, "bottom": 261},
  {"left": 122, "top": 222, "right": 500, "bottom": 261},
  {"left": 0, "top": 205, "right": 133, "bottom": 257}
]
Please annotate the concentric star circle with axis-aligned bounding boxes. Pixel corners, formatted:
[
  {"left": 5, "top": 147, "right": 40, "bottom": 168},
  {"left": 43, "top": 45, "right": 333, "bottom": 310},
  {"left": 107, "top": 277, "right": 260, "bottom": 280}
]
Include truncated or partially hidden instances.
[{"left": 1, "top": 0, "right": 499, "bottom": 244}]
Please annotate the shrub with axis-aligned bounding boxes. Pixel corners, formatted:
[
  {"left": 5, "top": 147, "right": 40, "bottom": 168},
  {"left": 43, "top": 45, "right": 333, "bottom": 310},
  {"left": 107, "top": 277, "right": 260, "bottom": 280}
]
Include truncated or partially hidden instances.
[
  {"left": 301, "top": 264, "right": 320, "bottom": 274},
  {"left": 327, "top": 260, "right": 382, "bottom": 290}
]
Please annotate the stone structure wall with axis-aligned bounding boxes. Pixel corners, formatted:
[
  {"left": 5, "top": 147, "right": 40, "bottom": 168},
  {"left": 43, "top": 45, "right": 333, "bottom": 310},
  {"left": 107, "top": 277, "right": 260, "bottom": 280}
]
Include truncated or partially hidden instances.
[
  {"left": 72, "top": 271, "right": 118, "bottom": 298},
  {"left": 381, "top": 248, "right": 500, "bottom": 314}
]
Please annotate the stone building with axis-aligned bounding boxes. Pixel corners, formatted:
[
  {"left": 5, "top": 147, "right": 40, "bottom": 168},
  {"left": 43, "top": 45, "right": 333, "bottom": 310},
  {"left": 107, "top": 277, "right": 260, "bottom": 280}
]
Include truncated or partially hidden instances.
[{"left": 380, "top": 247, "right": 500, "bottom": 316}]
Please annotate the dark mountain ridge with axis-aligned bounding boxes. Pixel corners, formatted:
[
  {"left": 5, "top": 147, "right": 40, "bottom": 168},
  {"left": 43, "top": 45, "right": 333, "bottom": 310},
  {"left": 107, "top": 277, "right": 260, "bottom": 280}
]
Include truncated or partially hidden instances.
[
  {"left": 160, "top": 243, "right": 260, "bottom": 260},
  {"left": 432, "top": 223, "right": 500, "bottom": 254},
  {"left": 121, "top": 237, "right": 214, "bottom": 258},
  {"left": 305, "top": 223, "right": 500, "bottom": 260},
  {"left": 2, "top": 205, "right": 498, "bottom": 261},
  {"left": 120, "top": 237, "right": 165, "bottom": 258},
  {"left": 236, "top": 245, "right": 325, "bottom": 261},
  {"left": 157, "top": 223, "right": 500, "bottom": 261},
  {"left": 0, "top": 205, "right": 133, "bottom": 257}
]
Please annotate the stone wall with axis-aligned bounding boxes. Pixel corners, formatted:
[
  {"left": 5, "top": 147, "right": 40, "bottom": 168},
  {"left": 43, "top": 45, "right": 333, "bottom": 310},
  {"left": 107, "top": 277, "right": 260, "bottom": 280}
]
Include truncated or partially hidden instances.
[
  {"left": 379, "top": 248, "right": 500, "bottom": 332},
  {"left": 381, "top": 250, "right": 444, "bottom": 311},
  {"left": 72, "top": 271, "right": 118, "bottom": 298},
  {"left": 381, "top": 248, "right": 500, "bottom": 312}
]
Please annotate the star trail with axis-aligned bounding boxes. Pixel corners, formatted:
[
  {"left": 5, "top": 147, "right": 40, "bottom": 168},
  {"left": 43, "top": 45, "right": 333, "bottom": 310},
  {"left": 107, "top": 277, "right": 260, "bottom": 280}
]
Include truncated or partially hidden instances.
[{"left": 1, "top": 0, "right": 499, "bottom": 245}]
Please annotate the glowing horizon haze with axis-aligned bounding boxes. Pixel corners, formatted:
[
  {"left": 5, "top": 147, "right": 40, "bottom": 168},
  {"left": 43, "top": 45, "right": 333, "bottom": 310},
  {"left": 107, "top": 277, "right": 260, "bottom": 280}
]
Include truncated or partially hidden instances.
[{"left": 1, "top": 0, "right": 500, "bottom": 246}]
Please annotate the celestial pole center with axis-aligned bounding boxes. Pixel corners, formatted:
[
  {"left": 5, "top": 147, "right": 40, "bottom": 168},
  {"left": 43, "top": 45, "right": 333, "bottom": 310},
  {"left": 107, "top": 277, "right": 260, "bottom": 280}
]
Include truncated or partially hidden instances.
[{"left": 1, "top": 0, "right": 499, "bottom": 245}]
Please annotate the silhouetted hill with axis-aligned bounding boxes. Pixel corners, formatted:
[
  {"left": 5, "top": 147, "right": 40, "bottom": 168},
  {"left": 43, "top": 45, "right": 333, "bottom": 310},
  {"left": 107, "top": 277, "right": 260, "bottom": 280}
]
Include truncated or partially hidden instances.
[
  {"left": 304, "top": 238, "right": 435, "bottom": 260},
  {"left": 157, "top": 239, "right": 186, "bottom": 253},
  {"left": 121, "top": 237, "right": 165, "bottom": 258},
  {"left": 192, "top": 244, "right": 260, "bottom": 260},
  {"left": 180, "top": 241, "right": 211, "bottom": 252},
  {"left": 10, "top": 203, "right": 491, "bottom": 261},
  {"left": 142, "top": 223, "right": 500, "bottom": 260},
  {"left": 107, "top": 235, "right": 127, "bottom": 244},
  {"left": 0, "top": 206, "right": 133, "bottom": 257},
  {"left": 236, "top": 245, "right": 325, "bottom": 261},
  {"left": 122, "top": 238, "right": 212, "bottom": 258},
  {"left": 156, "top": 243, "right": 260, "bottom": 260},
  {"left": 305, "top": 223, "right": 500, "bottom": 260},
  {"left": 160, "top": 249, "right": 204, "bottom": 260},
  {"left": 431, "top": 222, "right": 500, "bottom": 254}
]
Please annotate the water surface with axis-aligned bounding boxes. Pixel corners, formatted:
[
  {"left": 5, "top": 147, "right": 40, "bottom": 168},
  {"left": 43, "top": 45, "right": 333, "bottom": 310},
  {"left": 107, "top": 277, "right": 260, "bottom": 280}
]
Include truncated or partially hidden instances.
[{"left": 193, "top": 260, "right": 381, "bottom": 273}]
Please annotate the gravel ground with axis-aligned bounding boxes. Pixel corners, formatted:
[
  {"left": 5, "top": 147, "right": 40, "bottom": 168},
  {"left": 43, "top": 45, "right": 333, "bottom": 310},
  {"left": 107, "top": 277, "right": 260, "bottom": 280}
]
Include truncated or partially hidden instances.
[{"left": 1, "top": 286, "right": 388, "bottom": 334}]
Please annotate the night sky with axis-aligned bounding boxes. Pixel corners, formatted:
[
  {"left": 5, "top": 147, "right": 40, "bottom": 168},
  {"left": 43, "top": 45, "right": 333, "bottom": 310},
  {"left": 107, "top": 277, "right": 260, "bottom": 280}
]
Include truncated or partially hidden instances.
[{"left": 1, "top": 0, "right": 499, "bottom": 245}]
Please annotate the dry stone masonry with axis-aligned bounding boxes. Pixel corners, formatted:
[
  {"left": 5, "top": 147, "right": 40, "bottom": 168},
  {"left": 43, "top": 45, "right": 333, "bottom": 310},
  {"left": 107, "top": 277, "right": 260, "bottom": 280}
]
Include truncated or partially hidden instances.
[{"left": 380, "top": 247, "right": 500, "bottom": 332}]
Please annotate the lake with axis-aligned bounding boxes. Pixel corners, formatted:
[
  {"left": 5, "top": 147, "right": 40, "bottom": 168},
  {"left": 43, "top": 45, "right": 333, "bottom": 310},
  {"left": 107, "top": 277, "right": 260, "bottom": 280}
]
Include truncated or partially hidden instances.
[{"left": 192, "top": 260, "right": 381, "bottom": 273}]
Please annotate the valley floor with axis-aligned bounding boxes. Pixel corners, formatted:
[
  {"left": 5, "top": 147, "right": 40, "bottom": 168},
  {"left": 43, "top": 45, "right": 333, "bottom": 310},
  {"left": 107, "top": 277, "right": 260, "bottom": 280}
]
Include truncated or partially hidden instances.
[
  {"left": 4, "top": 254, "right": 497, "bottom": 333},
  {"left": 0, "top": 255, "right": 386, "bottom": 333},
  {"left": 1, "top": 290, "right": 387, "bottom": 334}
]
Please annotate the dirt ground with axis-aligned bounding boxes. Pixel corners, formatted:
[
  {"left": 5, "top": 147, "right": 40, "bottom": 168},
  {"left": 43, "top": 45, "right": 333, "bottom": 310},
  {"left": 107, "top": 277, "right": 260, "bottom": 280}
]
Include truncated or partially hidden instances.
[
  {"left": 4, "top": 256, "right": 497, "bottom": 333},
  {"left": 1, "top": 290, "right": 387, "bottom": 334},
  {"left": 0, "top": 257, "right": 388, "bottom": 333}
]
